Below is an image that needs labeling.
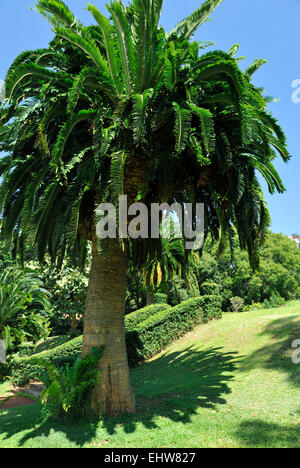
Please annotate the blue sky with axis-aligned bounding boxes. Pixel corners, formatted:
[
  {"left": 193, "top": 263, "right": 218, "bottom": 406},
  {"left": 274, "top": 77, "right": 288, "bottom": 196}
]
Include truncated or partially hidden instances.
[{"left": 0, "top": 0, "right": 299, "bottom": 235}]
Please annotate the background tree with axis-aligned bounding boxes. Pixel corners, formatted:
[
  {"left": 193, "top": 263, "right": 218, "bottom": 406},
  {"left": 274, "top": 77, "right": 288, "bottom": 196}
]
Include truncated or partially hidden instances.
[
  {"left": 0, "top": 0, "right": 289, "bottom": 416},
  {"left": 0, "top": 268, "right": 51, "bottom": 351},
  {"left": 198, "top": 232, "right": 300, "bottom": 308}
]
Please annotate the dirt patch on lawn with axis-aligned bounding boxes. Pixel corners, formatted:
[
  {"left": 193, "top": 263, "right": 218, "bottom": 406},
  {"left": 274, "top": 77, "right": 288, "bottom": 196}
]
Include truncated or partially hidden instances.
[
  {"left": 0, "top": 385, "right": 38, "bottom": 411},
  {"left": 0, "top": 394, "right": 37, "bottom": 410}
]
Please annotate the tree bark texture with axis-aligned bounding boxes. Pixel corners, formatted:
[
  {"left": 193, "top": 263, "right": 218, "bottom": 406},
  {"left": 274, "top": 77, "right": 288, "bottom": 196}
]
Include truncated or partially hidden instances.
[{"left": 82, "top": 235, "right": 135, "bottom": 416}]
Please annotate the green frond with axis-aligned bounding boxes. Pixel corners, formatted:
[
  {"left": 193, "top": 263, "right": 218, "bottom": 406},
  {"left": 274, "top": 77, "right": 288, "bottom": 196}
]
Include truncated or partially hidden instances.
[
  {"left": 26, "top": 181, "right": 60, "bottom": 247},
  {"left": 188, "top": 103, "right": 215, "bottom": 153},
  {"left": 54, "top": 25, "right": 110, "bottom": 75},
  {"left": 188, "top": 135, "right": 211, "bottom": 166},
  {"left": 5, "top": 62, "right": 60, "bottom": 101},
  {"left": 173, "top": 102, "right": 192, "bottom": 154},
  {"left": 36, "top": 122, "right": 50, "bottom": 156},
  {"left": 19, "top": 168, "right": 49, "bottom": 234},
  {"left": 0, "top": 158, "right": 38, "bottom": 215},
  {"left": 228, "top": 44, "right": 239, "bottom": 57},
  {"left": 268, "top": 135, "right": 290, "bottom": 162},
  {"left": 171, "top": 0, "right": 224, "bottom": 39},
  {"left": 242, "top": 153, "right": 286, "bottom": 194},
  {"left": 87, "top": 4, "right": 122, "bottom": 94},
  {"left": 257, "top": 110, "right": 288, "bottom": 147},
  {"left": 131, "top": 0, "right": 162, "bottom": 92},
  {"left": 106, "top": 1, "right": 134, "bottom": 94},
  {"left": 200, "top": 91, "right": 236, "bottom": 107},
  {"left": 245, "top": 58, "right": 267, "bottom": 77},
  {"left": 40, "top": 99, "right": 65, "bottom": 137},
  {"left": 110, "top": 150, "right": 128, "bottom": 206},
  {"left": 51, "top": 109, "right": 96, "bottom": 169},
  {"left": 163, "top": 56, "right": 176, "bottom": 90},
  {"left": 63, "top": 146, "right": 93, "bottom": 176},
  {"left": 99, "top": 125, "right": 117, "bottom": 159},
  {"left": 35, "top": 0, "right": 80, "bottom": 28},
  {"left": 216, "top": 131, "right": 232, "bottom": 172},
  {"left": 67, "top": 67, "right": 114, "bottom": 114},
  {"left": 64, "top": 193, "right": 85, "bottom": 249},
  {"left": 194, "top": 59, "right": 247, "bottom": 97},
  {"left": 132, "top": 89, "right": 153, "bottom": 143}
]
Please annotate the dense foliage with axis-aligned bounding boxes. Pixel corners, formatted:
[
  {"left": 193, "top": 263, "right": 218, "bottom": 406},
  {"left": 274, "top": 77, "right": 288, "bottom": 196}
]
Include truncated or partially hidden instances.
[
  {"left": 197, "top": 232, "right": 300, "bottom": 309},
  {"left": 9, "top": 335, "right": 83, "bottom": 386},
  {"left": 38, "top": 263, "right": 88, "bottom": 336},
  {"left": 0, "top": 0, "right": 289, "bottom": 273},
  {"left": 39, "top": 346, "right": 104, "bottom": 421},
  {"left": 0, "top": 267, "right": 51, "bottom": 351}
]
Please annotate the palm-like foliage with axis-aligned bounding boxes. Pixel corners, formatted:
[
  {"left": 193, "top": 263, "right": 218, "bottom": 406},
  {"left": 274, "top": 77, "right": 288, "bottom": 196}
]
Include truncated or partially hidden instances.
[
  {"left": 0, "top": 268, "right": 51, "bottom": 346},
  {"left": 0, "top": 0, "right": 289, "bottom": 272},
  {"left": 139, "top": 236, "right": 200, "bottom": 294},
  {"left": 39, "top": 346, "right": 104, "bottom": 421}
]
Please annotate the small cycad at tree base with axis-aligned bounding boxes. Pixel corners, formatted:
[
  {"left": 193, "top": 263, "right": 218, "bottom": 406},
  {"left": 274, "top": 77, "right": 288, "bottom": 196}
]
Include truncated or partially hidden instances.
[{"left": 39, "top": 346, "right": 104, "bottom": 421}]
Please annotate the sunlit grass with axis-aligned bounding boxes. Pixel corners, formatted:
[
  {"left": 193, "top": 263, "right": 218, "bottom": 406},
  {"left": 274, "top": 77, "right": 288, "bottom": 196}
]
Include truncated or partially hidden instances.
[{"left": 1, "top": 302, "right": 300, "bottom": 448}]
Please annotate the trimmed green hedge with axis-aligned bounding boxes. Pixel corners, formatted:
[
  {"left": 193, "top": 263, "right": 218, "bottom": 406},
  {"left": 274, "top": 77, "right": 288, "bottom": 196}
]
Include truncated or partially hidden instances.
[
  {"left": 9, "top": 295, "right": 221, "bottom": 385},
  {"left": 125, "top": 303, "right": 170, "bottom": 331},
  {"left": 126, "top": 295, "right": 222, "bottom": 367},
  {"left": 9, "top": 336, "right": 83, "bottom": 387},
  {"left": 197, "top": 294, "right": 222, "bottom": 321},
  {"left": 154, "top": 293, "right": 168, "bottom": 304}
]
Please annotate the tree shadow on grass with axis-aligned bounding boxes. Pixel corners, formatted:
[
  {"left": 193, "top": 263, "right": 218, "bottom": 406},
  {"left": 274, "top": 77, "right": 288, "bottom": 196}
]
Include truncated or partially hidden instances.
[
  {"left": 235, "top": 419, "right": 300, "bottom": 448},
  {"left": 0, "top": 346, "right": 238, "bottom": 447},
  {"left": 103, "top": 346, "right": 239, "bottom": 436},
  {"left": 234, "top": 314, "right": 300, "bottom": 448},
  {"left": 240, "top": 315, "right": 300, "bottom": 387}
]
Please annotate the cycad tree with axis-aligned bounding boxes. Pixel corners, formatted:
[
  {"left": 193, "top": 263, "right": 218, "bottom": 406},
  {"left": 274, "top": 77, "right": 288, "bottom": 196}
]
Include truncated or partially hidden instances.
[{"left": 0, "top": 0, "right": 289, "bottom": 416}]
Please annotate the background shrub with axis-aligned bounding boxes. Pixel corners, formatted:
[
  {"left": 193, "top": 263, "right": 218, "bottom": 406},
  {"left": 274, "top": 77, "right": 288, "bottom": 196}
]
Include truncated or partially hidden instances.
[
  {"left": 0, "top": 362, "right": 9, "bottom": 382},
  {"left": 154, "top": 293, "right": 168, "bottom": 304},
  {"left": 228, "top": 297, "right": 244, "bottom": 313},
  {"left": 263, "top": 292, "right": 286, "bottom": 309},
  {"left": 200, "top": 281, "right": 220, "bottom": 296},
  {"left": 243, "top": 302, "right": 264, "bottom": 312}
]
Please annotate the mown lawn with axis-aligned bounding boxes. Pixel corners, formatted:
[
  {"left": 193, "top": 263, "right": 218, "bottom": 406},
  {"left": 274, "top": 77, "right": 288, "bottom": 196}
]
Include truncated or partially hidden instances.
[{"left": 1, "top": 302, "right": 300, "bottom": 448}]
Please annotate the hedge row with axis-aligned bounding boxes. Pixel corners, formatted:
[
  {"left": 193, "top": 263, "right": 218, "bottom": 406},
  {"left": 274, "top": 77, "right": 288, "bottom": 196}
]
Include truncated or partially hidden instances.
[
  {"left": 9, "top": 336, "right": 83, "bottom": 386},
  {"left": 8, "top": 303, "right": 169, "bottom": 386},
  {"left": 9, "top": 295, "right": 221, "bottom": 386},
  {"left": 126, "top": 295, "right": 222, "bottom": 367},
  {"left": 125, "top": 303, "right": 170, "bottom": 331}
]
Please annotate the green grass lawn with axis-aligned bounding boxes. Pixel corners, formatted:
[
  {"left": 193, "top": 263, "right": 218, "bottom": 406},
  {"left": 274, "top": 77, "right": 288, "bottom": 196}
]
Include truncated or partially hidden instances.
[{"left": 1, "top": 302, "right": 300, "bottom": 448}]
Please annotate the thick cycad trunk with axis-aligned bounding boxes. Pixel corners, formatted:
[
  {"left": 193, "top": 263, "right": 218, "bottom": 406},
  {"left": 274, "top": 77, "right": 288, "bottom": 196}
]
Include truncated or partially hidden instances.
[
  {"left": 146, "top": 291, "right": 155, "bottom": 306},
  {"left": 82, "top": 235, "right": 135, "bottom": 417}
]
